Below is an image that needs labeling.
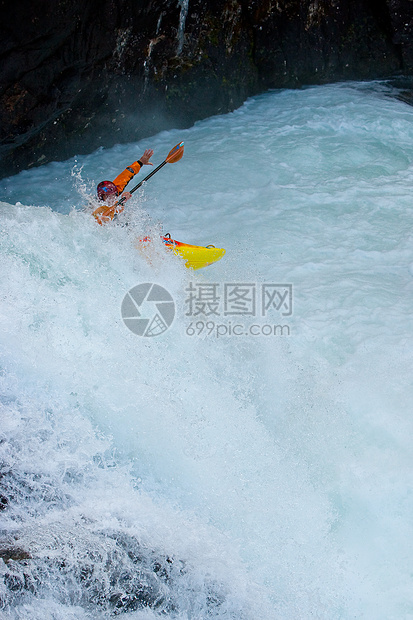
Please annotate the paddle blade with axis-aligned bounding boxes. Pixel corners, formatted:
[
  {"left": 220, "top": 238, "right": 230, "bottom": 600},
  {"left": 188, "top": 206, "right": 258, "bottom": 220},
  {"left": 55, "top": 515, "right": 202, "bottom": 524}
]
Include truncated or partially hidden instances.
[
  {"left": 166, "top": 141, "right": 184, "bottom": 163},
  {"left": 92, "top": 202, "right": 125, "bottom": 225}
]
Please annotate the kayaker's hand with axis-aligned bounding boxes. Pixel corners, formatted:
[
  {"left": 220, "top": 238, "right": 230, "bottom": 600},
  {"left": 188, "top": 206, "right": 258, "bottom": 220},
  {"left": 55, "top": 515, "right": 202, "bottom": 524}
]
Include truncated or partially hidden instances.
[
  {"left": 139, "top": 149, "right": 154, "bottom": 166},
  {"left": 121, "top": 191, "right": 132, "bottom": 201}
]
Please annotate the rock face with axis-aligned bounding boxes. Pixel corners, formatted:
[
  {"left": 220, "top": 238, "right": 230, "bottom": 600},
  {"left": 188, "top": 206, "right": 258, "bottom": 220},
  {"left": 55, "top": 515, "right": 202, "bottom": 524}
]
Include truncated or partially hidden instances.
[{"left": 0, "top": 0, "right": 411, "bottom": 177}]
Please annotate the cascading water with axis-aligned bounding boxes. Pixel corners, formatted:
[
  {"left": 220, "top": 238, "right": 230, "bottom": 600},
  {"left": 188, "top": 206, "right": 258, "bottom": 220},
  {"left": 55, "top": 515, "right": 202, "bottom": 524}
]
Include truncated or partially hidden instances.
[{"left": 1, "top": 81, "right": 413, "bottom": 619}]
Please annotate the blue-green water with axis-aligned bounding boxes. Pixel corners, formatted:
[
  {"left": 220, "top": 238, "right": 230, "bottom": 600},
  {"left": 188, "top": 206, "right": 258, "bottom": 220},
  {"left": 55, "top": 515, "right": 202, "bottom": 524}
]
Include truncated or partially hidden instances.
[{"left": 1, "top": 81, "right": 413, "bottom": 618}]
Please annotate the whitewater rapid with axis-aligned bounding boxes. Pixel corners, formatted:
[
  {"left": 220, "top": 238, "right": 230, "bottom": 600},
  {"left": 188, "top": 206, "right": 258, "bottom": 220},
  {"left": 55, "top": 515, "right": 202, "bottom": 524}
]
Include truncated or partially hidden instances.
[{"left": 1, "top": 81, "right": 413, "bottom": 619}]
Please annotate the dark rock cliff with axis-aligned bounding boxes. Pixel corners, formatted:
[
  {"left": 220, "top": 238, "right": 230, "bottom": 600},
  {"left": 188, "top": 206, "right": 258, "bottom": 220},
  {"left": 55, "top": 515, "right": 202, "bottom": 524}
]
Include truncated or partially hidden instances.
[{"left": 0, "top": 0, "right": 411, "bottom": 178}]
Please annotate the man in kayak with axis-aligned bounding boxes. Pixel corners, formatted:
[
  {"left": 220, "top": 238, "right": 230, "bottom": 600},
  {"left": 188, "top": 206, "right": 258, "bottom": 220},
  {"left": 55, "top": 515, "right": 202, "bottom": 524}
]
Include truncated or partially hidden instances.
[{"left": 93, "top": 148, "right": 154, "bottom": 224}]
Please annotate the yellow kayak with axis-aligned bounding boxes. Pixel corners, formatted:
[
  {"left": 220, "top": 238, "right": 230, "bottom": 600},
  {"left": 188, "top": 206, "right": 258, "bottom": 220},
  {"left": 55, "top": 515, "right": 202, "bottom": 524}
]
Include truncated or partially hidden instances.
[
  {"left": 140, "top": 235, "right": 226, "bottom": 270},
  {"left": 165, "top": 237, "right": 225, "bottom": 270}
]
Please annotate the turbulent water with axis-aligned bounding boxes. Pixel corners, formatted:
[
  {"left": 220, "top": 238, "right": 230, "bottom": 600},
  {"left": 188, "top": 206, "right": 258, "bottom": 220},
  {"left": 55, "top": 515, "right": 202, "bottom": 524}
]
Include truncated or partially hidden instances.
[{"left": 1, "top": 81, "right": 413, "bottom": 619}]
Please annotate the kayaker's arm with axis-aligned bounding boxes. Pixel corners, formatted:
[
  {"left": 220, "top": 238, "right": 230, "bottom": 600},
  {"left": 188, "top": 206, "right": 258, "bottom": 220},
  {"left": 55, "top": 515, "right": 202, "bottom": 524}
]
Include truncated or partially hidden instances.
[
  {"left": 93, "top": 143, "right": 183, "bottom": 225},
  {"left": 113, "top": 149, "right": 154, "bottom": 194}
]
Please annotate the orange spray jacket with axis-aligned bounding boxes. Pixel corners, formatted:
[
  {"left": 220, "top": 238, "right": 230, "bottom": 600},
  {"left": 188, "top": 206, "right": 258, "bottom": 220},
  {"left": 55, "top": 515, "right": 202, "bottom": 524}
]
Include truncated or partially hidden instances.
[{"left": 93, "top": 160, "right": 143, "bottom": 225}]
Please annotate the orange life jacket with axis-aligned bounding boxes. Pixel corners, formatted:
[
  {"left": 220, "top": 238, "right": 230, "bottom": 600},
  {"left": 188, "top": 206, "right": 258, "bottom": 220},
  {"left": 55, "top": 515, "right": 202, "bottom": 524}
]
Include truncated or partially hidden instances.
[{"left": 93, "top": 160, "right": 143, "bottom": 225}]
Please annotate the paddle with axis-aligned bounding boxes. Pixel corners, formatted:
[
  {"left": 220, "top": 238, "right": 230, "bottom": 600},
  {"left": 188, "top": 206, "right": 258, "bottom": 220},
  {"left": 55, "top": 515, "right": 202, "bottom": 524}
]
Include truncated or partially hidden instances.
[
  {"left": 129, "top": 141, "right": 184, "bottom": 197},
  {"left": 93, "top": 141, "right": 184, "bottom": 224}
]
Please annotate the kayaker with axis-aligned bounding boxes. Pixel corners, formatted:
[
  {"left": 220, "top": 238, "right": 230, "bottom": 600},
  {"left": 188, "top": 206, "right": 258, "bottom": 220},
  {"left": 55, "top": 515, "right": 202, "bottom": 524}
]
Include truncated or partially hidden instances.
[{"left": 93, "top": 148, "right": 154, "bottom": 224}]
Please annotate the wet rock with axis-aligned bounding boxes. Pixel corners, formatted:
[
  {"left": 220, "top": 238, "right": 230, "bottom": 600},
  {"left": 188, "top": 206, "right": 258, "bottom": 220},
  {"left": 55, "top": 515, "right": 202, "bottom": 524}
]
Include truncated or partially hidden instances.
[
  {"left": 0, "top": 545, "right": 32, "bottom": 563},
  {"left": 0, "top": 527, "right": 230, "bottom": 617},
  {"left": 0, "top": 0, "right": 411, "bottom": 177}
]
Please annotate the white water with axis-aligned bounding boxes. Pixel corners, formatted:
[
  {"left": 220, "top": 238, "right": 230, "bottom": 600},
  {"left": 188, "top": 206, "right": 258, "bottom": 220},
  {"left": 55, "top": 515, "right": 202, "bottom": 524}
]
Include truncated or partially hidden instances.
[{"left": 1, "top": 81, "right": 413, "bottom": 619}]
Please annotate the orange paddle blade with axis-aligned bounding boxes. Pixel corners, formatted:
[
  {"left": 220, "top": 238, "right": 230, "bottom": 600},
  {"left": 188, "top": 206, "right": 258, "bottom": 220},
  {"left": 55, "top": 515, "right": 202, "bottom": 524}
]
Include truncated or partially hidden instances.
[
  {"left": 166, "top": 141, "right": 184, "bottom": 163},
  {"left": 92, "top": 203, "right": 124, "bottom": 225}
]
